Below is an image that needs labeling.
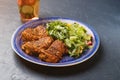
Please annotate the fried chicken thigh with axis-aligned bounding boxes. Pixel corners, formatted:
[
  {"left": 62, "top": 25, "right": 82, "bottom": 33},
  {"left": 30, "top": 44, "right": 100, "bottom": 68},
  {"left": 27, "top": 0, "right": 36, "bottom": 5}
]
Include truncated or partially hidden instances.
[
  {"left": 39, "top": 40, "right": 67, "bottom": 63},
  {"left": 21, "top": 25, "right": 48, "bottom": 41},
  {"left": 21, "top": 37, "right": 53, "bottom": 56}
]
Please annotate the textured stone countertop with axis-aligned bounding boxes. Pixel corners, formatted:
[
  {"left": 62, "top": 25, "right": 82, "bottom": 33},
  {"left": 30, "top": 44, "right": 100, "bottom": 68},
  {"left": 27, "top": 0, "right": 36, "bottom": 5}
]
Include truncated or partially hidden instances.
[{"left": 0, "top": 0, "right": 120, "bottom": 80}]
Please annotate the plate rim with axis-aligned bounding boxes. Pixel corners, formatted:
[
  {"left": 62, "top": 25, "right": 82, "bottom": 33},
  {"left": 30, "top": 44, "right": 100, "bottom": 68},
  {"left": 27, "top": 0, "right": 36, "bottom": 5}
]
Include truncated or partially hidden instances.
[{"left": 11, "top": 17, "right": 100, "bottom": 67}]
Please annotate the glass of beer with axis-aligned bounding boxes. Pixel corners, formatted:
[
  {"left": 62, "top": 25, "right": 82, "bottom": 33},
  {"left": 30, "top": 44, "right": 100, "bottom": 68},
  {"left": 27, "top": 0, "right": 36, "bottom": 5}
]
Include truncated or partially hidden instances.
[{"left": 17, "top": 0, "right": 40, "bottom": 23}]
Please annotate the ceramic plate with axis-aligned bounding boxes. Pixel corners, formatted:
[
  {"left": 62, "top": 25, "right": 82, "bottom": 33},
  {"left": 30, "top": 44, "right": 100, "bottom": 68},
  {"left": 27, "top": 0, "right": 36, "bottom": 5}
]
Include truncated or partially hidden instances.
[{"left": 11, "top": 17, "right": 100, "bottom": 67}]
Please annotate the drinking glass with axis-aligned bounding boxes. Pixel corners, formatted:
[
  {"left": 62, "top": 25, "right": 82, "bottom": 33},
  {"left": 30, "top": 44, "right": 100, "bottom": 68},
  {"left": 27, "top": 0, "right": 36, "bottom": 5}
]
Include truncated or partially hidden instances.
[{"left": 17, "top": 0, "right": 40, "bottom": 23}]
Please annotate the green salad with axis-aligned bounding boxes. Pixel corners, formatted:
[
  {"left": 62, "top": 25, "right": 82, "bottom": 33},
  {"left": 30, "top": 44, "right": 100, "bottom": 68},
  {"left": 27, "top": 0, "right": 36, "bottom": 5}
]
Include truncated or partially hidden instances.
[{"left": 46, "top": 21, "right": 93, "bottom": 57}]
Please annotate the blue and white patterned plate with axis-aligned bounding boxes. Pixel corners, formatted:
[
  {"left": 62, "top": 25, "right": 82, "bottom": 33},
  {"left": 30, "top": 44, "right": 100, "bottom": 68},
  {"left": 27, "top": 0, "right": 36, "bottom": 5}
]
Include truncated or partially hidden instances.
[{"left": 11, "top": 17, "right": 100, "bottom": 67}]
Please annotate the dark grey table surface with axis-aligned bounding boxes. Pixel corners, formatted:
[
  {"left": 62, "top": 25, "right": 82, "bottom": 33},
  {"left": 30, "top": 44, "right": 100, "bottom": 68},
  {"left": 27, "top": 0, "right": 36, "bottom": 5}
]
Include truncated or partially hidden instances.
[{"left": 0, "top": 0, "right": 120, "bottom": 80}]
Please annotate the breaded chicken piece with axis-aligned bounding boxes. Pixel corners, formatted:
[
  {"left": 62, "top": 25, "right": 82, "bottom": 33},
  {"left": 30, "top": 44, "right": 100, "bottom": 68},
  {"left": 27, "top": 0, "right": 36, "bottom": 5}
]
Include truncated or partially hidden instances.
[
  {"left": 39, "top": 40, "right": 67, "bottom": 63},
  {"left": 21, "top": 25, "right": 48, "bottom": 41},
  {"left": 21, "top": 37, "right": 54, "bottom": 56}
]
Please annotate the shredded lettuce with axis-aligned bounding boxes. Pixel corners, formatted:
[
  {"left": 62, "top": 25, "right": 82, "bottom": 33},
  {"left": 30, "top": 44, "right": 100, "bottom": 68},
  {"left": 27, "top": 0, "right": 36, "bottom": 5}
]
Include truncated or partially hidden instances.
[{"left": 46, "top": 21, "right": 92, "bottom": 57}]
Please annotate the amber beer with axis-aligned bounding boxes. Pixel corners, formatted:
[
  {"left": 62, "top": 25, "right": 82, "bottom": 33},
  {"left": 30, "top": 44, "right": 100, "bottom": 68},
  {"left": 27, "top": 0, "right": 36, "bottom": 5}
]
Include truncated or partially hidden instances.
[{"left": 17, "top": 0, "right": 40, "bottom": 23}]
